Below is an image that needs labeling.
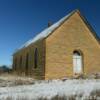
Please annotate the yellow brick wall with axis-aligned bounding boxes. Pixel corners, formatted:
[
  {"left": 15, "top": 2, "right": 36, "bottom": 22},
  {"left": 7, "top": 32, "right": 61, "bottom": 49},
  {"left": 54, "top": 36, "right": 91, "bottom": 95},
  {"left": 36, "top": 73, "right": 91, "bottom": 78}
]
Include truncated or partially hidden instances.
[
  {"left": 13, "top": 39, "right": 45, "bottom": 79},
  {"left": 45, "top": 12, "right": 100, "bottom": 79}
]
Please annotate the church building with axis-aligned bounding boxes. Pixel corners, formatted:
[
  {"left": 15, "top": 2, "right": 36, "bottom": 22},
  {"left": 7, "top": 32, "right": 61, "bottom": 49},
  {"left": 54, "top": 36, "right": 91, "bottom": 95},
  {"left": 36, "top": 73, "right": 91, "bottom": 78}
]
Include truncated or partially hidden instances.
[{"left": 13, "top": 10, "right": 100, "bottom": 80}]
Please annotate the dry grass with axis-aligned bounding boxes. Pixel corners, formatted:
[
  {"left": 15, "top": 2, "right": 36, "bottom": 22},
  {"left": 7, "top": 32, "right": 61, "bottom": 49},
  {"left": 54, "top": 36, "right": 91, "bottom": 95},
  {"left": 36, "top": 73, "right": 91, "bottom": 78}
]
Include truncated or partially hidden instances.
[
  {"left": 2, "top": 93, "right": 100, "bottom": 100},
  {"left": 0, "top": 73, "right": 35, "bottom": 87},
  {"left": 4, "top": 96, "right": 29, "bottom": 100}
]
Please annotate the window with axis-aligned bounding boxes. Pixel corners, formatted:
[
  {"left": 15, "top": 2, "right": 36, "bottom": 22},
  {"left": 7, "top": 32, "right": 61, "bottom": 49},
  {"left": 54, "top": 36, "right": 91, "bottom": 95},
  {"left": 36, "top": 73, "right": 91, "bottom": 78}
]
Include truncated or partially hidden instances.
[
  {"left": 14, "top": 58, "right": 17, "bottom": 70},
  {"left": 34, "top": 48, "right": 38, "bottom": 68},
  {"left": 25, "top": 53, "right": 29, "bottom": 75},
  {"left": 73, "top": 50, "right": 83, "bottom": 74},
  {"left": 20, "top": 56, "right": 22, "bottom": 67}
]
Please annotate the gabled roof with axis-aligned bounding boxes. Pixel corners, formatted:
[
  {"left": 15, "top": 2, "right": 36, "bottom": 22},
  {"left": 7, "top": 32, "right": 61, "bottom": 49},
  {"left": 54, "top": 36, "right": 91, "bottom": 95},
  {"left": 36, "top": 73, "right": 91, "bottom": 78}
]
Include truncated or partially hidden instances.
[
  {"left": 17, "top": 9, "right": 77, "bottom": 51},
  {"left": 16, "top": 9, "right": 100, "bottom": 52}
]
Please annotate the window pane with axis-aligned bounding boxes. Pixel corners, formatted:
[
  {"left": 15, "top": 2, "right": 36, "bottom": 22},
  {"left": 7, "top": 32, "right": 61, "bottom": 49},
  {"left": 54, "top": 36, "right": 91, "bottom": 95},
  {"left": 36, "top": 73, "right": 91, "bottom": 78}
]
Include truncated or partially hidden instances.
[{"left": 34, "top": 48, "right": 38, "bottom": 68}]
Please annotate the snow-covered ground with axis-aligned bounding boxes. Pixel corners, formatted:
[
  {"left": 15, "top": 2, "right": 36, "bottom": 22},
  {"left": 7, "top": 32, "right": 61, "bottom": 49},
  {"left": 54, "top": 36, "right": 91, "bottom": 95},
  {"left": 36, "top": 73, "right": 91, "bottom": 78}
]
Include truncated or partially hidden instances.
[{"left": 0, "top": 79, "right": 100, "bottom": 100}]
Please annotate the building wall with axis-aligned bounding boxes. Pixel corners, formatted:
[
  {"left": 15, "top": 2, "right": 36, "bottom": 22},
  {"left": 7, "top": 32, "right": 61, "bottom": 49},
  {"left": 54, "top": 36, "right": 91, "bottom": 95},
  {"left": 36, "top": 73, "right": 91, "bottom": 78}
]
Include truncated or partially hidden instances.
[
  {"left": 45, "top": 12, "right": 100, "bottom": 80},
  {"left": 13, "top": 39, "right": 45, "bottom": 80}
]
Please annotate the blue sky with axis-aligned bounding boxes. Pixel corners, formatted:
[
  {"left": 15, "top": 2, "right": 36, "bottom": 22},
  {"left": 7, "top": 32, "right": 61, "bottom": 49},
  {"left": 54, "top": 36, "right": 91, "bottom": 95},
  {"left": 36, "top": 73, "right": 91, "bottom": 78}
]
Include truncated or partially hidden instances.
[{"left": 0, "top": 0, "right": 100, "bottom": 66}]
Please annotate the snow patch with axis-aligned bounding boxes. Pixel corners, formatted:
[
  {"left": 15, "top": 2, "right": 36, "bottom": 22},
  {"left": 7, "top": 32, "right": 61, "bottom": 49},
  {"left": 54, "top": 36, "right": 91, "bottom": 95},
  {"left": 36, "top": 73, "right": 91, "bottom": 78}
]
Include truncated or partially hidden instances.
[{"left": 0, "top": 79, "right": 100, "bottom": 100}]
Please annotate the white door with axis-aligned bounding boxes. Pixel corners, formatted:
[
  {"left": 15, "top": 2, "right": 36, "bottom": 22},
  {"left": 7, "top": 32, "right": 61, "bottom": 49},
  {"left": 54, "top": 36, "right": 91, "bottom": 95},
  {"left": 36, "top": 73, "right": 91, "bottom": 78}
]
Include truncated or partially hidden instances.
[{"left": 73, "top": 52, "right": 82, "bottom": 74}]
